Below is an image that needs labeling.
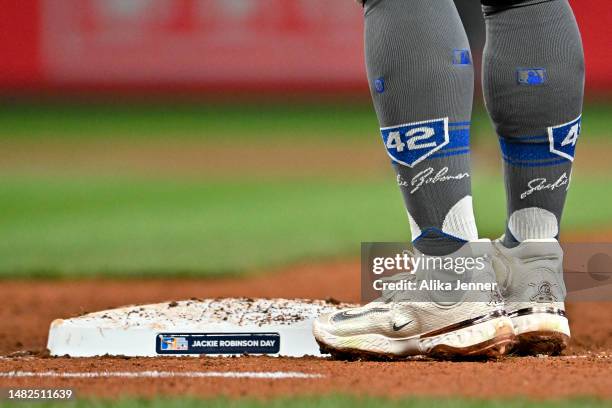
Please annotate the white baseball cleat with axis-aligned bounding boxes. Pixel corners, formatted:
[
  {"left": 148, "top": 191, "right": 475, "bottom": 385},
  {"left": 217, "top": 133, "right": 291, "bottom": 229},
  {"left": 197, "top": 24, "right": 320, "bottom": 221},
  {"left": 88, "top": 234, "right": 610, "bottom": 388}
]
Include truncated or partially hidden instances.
[
  {"left": 313, "top": 240, "right": 515, "bottom": 360},
  {"left": 492, "top": 238, "right": 570, "bottom": 355}
]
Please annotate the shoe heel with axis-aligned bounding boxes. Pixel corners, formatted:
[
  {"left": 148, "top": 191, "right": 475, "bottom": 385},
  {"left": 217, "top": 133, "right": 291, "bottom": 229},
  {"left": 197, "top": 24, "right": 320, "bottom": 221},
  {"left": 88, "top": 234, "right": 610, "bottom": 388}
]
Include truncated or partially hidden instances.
[
  {"left": 514, "top": 331, "right": 569, "bottom": 356},
  {"left": 510, "top": 311, "right": 570, "bottom": 356}
]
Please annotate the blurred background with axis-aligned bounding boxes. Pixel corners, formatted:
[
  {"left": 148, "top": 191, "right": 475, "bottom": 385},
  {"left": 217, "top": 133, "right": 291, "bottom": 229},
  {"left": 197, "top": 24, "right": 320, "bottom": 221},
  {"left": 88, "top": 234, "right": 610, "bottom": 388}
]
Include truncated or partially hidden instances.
[{"left": 0, "top": 0, "right": 610, "bottom": 278}]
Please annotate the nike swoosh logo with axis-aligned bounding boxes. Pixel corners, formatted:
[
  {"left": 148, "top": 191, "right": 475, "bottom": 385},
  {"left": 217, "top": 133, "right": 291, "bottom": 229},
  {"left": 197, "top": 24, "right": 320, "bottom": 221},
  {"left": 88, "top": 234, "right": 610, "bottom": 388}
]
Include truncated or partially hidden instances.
[
  {"left": 392, "top": 320, "right": 413, "bottom": 331},
  {"left": 331, "top": 308, "right": 389, "bottom": 323}
]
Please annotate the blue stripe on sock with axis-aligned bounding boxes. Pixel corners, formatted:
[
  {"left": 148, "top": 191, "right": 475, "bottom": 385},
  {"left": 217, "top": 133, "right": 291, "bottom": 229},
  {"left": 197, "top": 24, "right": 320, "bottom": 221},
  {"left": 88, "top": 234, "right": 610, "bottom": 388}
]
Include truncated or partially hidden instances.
[
  {"left": 447, "top": 129, "right": 470, "bottom": 149},
  {"left": 429, "top": 148, "right": 470, "bottom": 159},
  {"left": 499, "top": 137, "right": 570, "bottom": 167},
  {"left": 411, "top": 128, "right": 471, "bottom": 162}
]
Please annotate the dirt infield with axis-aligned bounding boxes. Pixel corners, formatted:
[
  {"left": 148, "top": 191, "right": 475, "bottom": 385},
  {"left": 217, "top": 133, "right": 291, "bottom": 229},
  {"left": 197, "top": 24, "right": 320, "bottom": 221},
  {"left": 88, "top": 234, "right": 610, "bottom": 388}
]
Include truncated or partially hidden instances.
[
  {"left": 1, "top": 260, "right": 611, "bottom": 399},
  {"left": 2, "top": 355, "right": 611, "bottom": 399}
]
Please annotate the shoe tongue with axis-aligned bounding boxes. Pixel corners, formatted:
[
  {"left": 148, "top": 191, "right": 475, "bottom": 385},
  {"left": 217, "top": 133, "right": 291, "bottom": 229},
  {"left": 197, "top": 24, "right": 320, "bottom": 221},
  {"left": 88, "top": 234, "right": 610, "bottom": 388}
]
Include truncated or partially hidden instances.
[{"left": 380, "top": 272, "right": 416, "bottom": 301}]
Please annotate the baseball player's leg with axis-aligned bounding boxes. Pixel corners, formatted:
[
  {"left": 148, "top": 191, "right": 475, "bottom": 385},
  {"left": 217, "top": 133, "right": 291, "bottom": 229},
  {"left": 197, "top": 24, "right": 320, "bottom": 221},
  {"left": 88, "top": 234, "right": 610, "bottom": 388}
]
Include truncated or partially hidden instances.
[
  {"left": 365, "top": 0, "right": 478, "bottom": 256},
  {"left": 312, "top": 0, "right": 515, "bottom": 360},
  {"left": 482, "top": 0, "right": 584, "bottom": 246},
  {"left": 481, "top": 0, "right": 584, "bottom": 354}
]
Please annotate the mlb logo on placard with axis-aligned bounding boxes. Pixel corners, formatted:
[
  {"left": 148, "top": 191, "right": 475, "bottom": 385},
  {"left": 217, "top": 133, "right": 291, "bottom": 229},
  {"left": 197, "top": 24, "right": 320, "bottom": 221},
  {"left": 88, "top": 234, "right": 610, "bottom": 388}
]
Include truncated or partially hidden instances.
[
  {"left": 160, "top": 335, "right": 189, "bottom": 351},
  {"left": 548, "top": 115, "right": 582, "bottom": 161}
]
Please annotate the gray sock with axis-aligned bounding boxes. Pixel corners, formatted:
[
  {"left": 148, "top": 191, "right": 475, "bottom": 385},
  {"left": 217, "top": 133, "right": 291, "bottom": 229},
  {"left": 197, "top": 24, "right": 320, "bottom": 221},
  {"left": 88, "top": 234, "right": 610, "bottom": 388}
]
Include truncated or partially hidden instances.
[
  {"left": 481, "top": 0, "right": 585, "bottom": 246},
  {"left": 364, "top": 0, "right": 478, "bottom": 255}
]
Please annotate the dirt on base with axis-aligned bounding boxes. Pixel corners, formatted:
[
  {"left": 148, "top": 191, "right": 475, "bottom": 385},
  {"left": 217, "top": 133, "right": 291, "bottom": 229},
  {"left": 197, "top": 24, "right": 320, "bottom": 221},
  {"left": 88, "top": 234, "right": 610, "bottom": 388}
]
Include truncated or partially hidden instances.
[{"left": 1, "top": 259, "right": 612, "bottom": 400}]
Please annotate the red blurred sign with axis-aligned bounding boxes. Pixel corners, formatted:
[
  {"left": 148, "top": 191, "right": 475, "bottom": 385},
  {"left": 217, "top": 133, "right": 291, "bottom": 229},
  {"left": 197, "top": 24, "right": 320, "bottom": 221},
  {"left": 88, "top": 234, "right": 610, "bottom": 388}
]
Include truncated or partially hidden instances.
[
  {"left": 0, "top": 0, "right": 610, "bottom": 95},
  {"left": 39, "top": 0, "right": 365, "bottom": 88}
]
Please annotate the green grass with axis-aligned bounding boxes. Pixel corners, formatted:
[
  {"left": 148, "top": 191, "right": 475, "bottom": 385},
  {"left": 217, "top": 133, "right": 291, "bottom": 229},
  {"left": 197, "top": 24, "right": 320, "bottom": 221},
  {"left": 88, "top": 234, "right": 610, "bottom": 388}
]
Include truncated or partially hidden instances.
[
  {"left": 0, "top": 102, "right": 609, "bottom": 143},
  {"left": 0, "top": 173, "right": 609, "bottom": 278},
  {"left": 0, "top": 101, "right": 610, "bottom": 278},
  {"left": 0, "top": 102, "right": 380, "bottom": 142},
  {"left": 0, "top": 175, "right": 405, "bottom": 278},
  {"left": 2, "top": 396, "right": 611, "bottom": 408}
]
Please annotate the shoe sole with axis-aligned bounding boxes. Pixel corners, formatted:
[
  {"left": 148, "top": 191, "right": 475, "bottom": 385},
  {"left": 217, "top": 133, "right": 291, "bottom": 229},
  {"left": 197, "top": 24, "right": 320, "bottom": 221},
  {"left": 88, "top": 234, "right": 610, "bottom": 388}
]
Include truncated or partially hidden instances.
[
  {"left": 314, "top": 312, "right": 516, "bottom": 361},
  {"left": 509, "top": 309, "right": 570, "bottom": 356}
]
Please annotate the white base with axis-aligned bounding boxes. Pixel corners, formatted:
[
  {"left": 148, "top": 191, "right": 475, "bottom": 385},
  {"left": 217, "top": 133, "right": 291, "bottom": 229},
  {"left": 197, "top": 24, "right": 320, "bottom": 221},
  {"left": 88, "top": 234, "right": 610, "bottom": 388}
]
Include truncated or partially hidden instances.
[{"left": 47, "top": 298, "right": 352, "bottom": 358}]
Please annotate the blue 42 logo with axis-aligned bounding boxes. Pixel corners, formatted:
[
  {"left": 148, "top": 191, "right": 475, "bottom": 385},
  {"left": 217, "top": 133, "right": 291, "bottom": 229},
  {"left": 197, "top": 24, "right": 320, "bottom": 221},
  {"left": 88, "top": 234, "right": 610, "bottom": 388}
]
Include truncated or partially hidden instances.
[
  {"left": 380, "top": 118, "right": 449, "bottom": 167},
  {"left": 548, "top": 115, "right": 581, "bottom": 161}
]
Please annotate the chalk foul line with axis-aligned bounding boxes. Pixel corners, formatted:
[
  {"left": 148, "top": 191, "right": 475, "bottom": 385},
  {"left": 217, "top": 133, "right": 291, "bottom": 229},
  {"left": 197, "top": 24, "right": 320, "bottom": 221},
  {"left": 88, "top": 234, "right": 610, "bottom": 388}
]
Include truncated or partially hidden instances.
[{"left": 0, "top": 370, "right": 324, "bottom": 379}]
